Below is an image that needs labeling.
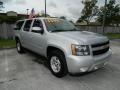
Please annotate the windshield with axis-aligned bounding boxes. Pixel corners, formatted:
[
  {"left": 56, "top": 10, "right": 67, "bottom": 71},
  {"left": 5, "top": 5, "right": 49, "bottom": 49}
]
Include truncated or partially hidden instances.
[{"left": 44, "top": 19, "right": 78, "bottom": 32}]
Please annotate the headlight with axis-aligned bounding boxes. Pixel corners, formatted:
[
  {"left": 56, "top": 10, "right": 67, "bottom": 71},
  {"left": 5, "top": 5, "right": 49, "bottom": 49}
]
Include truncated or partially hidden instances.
[{"left": 71, "top": 44, "right": 90, "bottom": 56}]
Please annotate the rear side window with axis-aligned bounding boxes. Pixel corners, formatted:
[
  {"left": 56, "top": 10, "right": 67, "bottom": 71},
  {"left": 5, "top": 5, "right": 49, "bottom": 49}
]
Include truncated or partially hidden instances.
[
  {"left": 23, "top": 20, "right": 32, "bottom": 32},
  {"left": 16, "top": 21, "right": 24, "bottom": 30}
]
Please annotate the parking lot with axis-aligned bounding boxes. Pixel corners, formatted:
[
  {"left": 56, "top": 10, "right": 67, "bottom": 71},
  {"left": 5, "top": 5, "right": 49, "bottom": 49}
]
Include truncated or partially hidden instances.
[{"left": 0, "top": 39, "right": 120, "bottom": 90}]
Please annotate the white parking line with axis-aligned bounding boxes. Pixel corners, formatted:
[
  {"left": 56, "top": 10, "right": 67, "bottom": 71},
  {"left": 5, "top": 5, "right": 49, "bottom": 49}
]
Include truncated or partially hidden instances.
[{"left": 4, "top": 49, "right": 9, "bottom": 72}]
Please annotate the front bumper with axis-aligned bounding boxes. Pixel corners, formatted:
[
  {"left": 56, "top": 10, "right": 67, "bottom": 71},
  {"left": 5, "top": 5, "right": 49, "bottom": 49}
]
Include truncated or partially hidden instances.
[{"left": 66, "top": 49, "right": 112, "bottom": 74}]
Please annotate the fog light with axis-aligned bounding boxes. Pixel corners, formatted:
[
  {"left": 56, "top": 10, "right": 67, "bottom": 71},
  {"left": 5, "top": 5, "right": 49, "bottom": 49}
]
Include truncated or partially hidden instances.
[{"left": 80, "top": 67, "right": 88, "bottom": 72}]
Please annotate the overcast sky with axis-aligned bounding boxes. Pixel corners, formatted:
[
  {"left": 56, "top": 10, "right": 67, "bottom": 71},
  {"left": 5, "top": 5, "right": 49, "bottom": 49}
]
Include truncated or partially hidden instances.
[{"left": 0, "top": 0, "right": 120, "bottom": 21}]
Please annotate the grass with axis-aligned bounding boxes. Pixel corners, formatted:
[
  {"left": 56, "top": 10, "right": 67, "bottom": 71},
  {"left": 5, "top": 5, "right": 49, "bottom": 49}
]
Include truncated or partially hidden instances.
[
  {"left": 106, "top": 33, "right": 120, "bottom": 38},
  {"left": 0, "top": 39, "right": 16, "bottom": 48}
]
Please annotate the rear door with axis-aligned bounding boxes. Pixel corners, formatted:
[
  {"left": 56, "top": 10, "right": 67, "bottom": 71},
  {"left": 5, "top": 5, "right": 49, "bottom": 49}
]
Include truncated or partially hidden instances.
[{"left": 20, "top": 20, "right": 33, "bottom": 49}]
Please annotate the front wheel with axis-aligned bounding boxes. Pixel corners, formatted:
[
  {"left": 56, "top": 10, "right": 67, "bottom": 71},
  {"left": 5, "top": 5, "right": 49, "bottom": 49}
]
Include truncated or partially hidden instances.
[{"left": 48, "top": 50, "right": 68, "bottom": 78}]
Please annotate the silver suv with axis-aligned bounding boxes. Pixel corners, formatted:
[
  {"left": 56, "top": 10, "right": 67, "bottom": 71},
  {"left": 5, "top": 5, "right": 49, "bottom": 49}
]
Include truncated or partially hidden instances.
[{"left": 14, "top": 17, "right": 112, "bottom": 77}]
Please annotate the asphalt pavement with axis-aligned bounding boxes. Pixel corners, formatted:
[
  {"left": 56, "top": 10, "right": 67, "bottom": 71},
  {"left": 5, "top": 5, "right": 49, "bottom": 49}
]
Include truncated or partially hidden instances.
[{"left": 0, "top": 39, "right": 120, "bottom": 90}]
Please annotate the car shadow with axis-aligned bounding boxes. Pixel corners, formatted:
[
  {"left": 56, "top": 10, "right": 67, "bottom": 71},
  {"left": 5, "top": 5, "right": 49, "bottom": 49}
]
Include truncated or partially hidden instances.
[
  {"left": 69, "top": 70, "right": 98, "bottom": 77},
  {"left": 23, "top": 48, "right": 106, "bottom": 77},
  {"left": 24, "top": 49, "right": 50, "bottom": 69}
]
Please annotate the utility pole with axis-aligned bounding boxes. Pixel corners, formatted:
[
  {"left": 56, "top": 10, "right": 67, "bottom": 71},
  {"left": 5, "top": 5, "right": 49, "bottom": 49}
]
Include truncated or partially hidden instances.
[
  {"left": 45, "top": 0, "right": 47, "bottom": 17},
  {"left": 102, "top": 0, "right": 107, "bottom": 34}
]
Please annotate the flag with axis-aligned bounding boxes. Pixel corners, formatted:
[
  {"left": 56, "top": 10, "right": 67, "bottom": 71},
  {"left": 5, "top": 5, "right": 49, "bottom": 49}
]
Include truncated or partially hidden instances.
[{"left": 29, "top": 8, "right": 35, "bottom": 19}]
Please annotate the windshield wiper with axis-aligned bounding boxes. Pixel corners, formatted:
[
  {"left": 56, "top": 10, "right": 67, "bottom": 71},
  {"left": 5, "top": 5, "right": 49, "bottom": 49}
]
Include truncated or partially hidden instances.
[
  {"left": 67, "top": 29, "right": 79, "bottom": 31},
  {"left": 50, "top": 30, "right": 67, "bottom": 32},
  {"left": 50, "top": 28, "right": 80, "bottom": 32},
  {"left": 63, "top": 28, "right": 80, "bottom": 32}
]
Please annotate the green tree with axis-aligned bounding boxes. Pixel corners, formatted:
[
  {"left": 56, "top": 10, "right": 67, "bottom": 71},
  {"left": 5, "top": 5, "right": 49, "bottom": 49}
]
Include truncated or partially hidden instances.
[
  {"left": 36, "top": 11, "right": 50, "bottom": 17},
  {"left": 96, "top": 0, "right": 120, "bottom": 26},
  {"left": 77, "top": 0, "right": 98, "bottom": 25},
  {"left": 0, "top": 1, "right": 4, "bottom": 11}
]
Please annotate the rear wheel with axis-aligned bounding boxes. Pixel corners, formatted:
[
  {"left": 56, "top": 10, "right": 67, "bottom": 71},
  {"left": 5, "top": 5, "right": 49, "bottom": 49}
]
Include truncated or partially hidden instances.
[
  {"left": 16, "top": 40, "right": 24, "bottom": 54},
  {"left": 48, "top": 50, "right": 68, "bottom": 78}
]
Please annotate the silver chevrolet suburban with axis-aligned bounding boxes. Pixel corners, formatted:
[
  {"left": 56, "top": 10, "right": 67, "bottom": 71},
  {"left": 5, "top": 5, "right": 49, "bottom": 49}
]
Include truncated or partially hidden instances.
[{"left": 14, "top": 17, "right": 112, "bottom": 77}]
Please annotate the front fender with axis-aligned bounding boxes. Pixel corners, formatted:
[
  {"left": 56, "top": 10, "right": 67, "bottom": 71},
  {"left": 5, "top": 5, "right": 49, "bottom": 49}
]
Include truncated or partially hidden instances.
[{"left": 46, "top": 42, "right": 71, "bottom": 58}]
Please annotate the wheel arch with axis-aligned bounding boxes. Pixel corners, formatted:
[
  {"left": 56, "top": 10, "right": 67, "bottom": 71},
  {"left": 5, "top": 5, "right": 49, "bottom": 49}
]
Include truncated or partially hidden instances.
[
  {"left": 47, "top": 46, "right": 66, "bottom": 58},
  {"left": 15, "top": 36, "right": 19, "bottom": 42},
  {"left": 47, "top": 46, "right": 68, "bottom": 77}
]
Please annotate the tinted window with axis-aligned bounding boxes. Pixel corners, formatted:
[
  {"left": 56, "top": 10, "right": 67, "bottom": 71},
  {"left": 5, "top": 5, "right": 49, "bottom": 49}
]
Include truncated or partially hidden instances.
[
  {"left": 31, "top": 19, "right": 43, "bottom": 33},
  {"left": 33, "top": 19, "right": 43, "bottom": 28},
  {"left": 44, "top": 19, "right": 77, "bottom": 32},
  {"left": 16, "top": 21, "right": 24, "bottom": 30},
  {"left": 23, "top": 20, "right": 32, "bottom": 31}
]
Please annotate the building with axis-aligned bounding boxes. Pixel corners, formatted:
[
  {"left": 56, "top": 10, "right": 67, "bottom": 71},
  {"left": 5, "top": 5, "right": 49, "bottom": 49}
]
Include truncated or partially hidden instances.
[
  {"left": 0, "top": 11, "right": 28, "bottom": 39},
  {"left": 0, "top": 11, "right": 28, "bottom": 23}
]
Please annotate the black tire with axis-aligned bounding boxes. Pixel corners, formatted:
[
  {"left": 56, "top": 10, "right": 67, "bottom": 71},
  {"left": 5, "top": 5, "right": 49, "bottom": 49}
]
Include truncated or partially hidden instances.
[
  {"left": 48, "top": 50, "right": 68, "bottom": 78},
  {"left": 16, "top": 39, "right": 25, "bottom": 54}
]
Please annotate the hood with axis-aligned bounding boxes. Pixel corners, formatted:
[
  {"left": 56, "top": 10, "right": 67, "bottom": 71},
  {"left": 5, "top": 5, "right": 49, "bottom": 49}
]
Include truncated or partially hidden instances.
[{"left": 55, "top": 31, "right": 108, "bottom": 45}]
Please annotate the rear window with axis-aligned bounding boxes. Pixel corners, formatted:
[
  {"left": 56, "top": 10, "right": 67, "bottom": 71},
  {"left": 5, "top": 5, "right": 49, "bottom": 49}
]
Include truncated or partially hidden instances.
[
  {"left": 16, "top": 21, "right": 24, "bottom": 30},
  {"left": 23, "top": 20, "right": 32, "bottom": 32}
]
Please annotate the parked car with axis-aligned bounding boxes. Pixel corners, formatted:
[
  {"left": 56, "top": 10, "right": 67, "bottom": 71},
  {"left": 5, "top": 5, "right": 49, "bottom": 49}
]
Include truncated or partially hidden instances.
[{"left": 14, "top": 17, "right": 112, "bottom": 77}]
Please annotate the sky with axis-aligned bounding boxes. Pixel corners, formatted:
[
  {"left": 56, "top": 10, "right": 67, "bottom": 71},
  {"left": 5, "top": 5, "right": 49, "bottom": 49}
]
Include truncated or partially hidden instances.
[{"left": 0, "top": 0, "right": 120, "bottom": 22}]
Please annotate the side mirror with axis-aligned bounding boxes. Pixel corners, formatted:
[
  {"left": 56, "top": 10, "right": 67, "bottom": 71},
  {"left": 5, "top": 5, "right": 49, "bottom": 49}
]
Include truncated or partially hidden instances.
[
  {"left": 32, "top": 27, "right": 43, "bottom": 33},
  {"left": 13, "top": 26, "right": 19, "bottom": 30}
]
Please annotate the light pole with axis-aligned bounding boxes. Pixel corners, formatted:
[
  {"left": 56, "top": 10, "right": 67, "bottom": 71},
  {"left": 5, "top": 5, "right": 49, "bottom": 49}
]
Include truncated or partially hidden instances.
[
  {"left": 45, "top": 0, "right": 46, "bottom": 17},
  {"left": 26, "top": 9, "right": 29, "bottom": 15},
  {"left": 102, "top": 0, "right": 107, "bottom": 34}
]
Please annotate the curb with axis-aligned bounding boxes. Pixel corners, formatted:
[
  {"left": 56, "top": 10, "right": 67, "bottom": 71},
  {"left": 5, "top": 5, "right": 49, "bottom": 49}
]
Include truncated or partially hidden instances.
[
  {"left": 0, "top": 46, "right": 16, "bottom": 50},
  {"left": 109, "top": 38, "right": 120, "bottom": 40}
]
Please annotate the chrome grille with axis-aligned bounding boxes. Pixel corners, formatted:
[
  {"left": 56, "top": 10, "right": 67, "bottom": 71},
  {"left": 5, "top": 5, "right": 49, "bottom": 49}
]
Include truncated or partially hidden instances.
[{"left": 91, "top": 41, "right": 109, "bottom": 56}]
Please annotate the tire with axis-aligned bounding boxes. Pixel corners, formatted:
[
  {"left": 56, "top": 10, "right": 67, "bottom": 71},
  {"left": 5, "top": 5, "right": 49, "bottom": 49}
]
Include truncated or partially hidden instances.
[
  {"left": 16, "top": 39, "right": 24, "bottom": 54},
  {"left": 48, "top": 50, "right": 68, "bottom": 78}
]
